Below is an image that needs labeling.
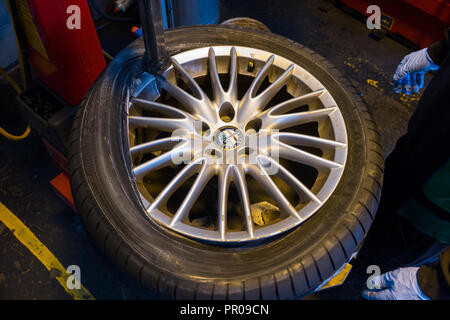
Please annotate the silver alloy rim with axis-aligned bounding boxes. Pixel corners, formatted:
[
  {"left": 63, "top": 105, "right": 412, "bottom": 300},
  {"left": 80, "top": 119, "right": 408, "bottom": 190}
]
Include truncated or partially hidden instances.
[{"left": 126, "top": 46, "right": 348, "bottom": 243}]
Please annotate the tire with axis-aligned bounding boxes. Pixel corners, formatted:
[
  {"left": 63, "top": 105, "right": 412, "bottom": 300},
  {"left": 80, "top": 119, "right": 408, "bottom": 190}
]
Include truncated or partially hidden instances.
[
  {"left": 220, "top": 17, "right": 271, "bottom": 33},
  {"left": 69, "top": 25, "right": 383, "bottom": 299}
]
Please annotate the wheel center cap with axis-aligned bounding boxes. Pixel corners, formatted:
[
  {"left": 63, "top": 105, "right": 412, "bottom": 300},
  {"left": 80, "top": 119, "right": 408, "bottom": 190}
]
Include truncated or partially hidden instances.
[{"left": 214, "top": 126, "right": 243, "bottom": 150}]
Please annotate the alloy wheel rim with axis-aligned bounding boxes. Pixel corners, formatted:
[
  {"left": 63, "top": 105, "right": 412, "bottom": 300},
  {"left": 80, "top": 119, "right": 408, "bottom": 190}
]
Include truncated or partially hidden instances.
[{"left": 126, "top": 46, "right": 348, "bottom": 243}]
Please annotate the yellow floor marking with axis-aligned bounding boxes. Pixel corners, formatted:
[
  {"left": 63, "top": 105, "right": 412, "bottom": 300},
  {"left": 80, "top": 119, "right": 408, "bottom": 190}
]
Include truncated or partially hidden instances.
[
  {"left": 366, "top": 79, "right": 379, "bottom": 88},
  {"left": 320, "top": 263, "right": 353, "bottom": 290},
  {"left": 0, "top": 202, "right": 95, "bottom": 300}
]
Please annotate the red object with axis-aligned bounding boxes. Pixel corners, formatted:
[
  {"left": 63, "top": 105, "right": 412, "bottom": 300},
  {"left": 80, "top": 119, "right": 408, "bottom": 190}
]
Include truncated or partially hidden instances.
[
  {"left": 42, "top": 138, "right": 69, "bottom": 174},
  {"left": 17, "top": 0, "right": 106, "bottom": 105},
  {"left": 339, "top": 0, "right": 450, "bottom": 48},
  {"left": 50, "top": 173, "right": 76, "bottom": 212},
  {"left": 43, "top": 139, "right": 76, "bottom": 212}
]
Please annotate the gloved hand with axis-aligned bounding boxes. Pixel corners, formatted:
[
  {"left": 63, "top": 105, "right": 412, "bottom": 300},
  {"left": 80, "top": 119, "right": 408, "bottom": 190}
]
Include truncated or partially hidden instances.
[
  {"left": 392, "top": 48, "right": 439, "bottom": 95},
  {"left": 362, "top": 267, "right": 430, "bottom": 300}
]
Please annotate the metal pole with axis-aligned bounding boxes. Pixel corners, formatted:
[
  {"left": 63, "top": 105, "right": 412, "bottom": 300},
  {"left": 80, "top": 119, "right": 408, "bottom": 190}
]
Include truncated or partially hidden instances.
[{"left": 137, "top": 0, "right": 170, "bottom": 74}]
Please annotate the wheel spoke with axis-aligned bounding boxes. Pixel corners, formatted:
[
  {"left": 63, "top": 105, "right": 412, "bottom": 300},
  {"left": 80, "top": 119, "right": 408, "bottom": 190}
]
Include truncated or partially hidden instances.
[
  {"left": 262, "top": 106, "right": 337, "bottom": 130},
  {"left": 128, "top": 115, "right": 193, "bottom": 132},
  {"left": 149, "top": 158, "right": 204, "bottom": 213},
  {"left": 208, "top": 47, "right": 239, "bottom": 106},
  {"left": 259, "top": 155, "right": 321, "bottom": 204},
  {"left": 247, "top": 163, "right": 302, "bottom": 220},
  {"left": 217, "top": 165, "right": 233, "bottom": 240},
  {"left": 251, "top": 64, "right": 294, "bottom": 114},
  {"left": 245, "top": 55, "right": 275, "bottom": 98},
  {"left": 130, "top": 136, "right": 187, "bottom": 157},
  {"left": 262, "top": 89, "right": 325, "bottom": 116},
  {"left": 273, "top": 132, "right": 346, "bottom": 150},
  {"left": 238, "top": 61, "right": 294, "bottom": 121},
  {"left": 237, "top": 55, "right": 275, "bottom": 121},
  {"left": 131, "top": 98, "right": 198, "bottom": 121},
  {"left": 232, "top": 165, "right": 254, "bottom": 237},
  {"left": 228, "top": 47, "right": 238, "bottom": 104},
  {"left": 170, "top": 163, "right": 214, "bottom": 226},
  {"left": 159, "top": 58, "right": 217, "bottom": 122},
  {"left": 133, "top": 144, "right": 190, "bottom": 180},
  {"left": 275, "top": 140, "right": 343, "bottom": 170},
  {"left": 170, "top": 57, "right": 207, "bottom": 100},
  {"left": 208, "top": 47, "right": 224, "bottom": 105},
  {"left": 129, "top": 98, "right": 197, "bottom": 133}
]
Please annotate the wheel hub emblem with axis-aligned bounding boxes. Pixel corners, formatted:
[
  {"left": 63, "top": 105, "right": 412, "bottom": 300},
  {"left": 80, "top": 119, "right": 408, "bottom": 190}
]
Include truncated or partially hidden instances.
[{"left": 214, "top": 127, "right": 243, "bottom": 150}]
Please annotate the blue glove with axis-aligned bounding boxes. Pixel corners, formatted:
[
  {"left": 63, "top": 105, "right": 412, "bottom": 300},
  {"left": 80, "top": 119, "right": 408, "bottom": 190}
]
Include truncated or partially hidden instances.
[
  {"left": 392, "top": 48, "right": 439, "bottom": 95},
  {"left": 362, "top": 267, "right": 430, "bottom": 300}
]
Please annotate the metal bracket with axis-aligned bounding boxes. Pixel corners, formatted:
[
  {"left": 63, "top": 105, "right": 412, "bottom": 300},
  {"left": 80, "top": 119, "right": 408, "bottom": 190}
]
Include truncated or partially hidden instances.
[
  {"left": 130, "top": 72, "right": 160, "bottom": 101},
  {"left": 137, "top": 0, "right": 171, "bottom": 75}
]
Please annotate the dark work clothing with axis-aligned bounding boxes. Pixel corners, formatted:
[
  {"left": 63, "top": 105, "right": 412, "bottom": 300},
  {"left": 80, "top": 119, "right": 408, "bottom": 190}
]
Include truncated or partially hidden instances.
[
  {"left": 364, "top": 29, "right": 450, "bottom": 299},
  {"left": 418, "top": 247, "right": 450, "bottom": 300},
  {"left": 381, "top": 35, "right": 450, "bottom": 216},
  {"left": 361, "top": 213, "right": 446, "bottom": 272},
  {"left": 428, "top": 28, "right": 450, "bottom": 65},
  {"left": 397, "top": 159, "right": 450, "bottom": 244}
]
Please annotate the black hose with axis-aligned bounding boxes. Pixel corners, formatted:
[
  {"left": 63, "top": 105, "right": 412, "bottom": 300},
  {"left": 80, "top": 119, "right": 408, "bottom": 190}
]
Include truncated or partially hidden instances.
[{"left": 88, "top": 0, "right": 134, "bottom": 23}]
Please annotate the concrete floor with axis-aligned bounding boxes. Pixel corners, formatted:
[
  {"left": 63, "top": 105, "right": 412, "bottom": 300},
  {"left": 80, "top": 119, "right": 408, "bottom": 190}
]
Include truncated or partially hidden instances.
[{"left": 0, "top": 0, "right": 432, "bottom": 299}]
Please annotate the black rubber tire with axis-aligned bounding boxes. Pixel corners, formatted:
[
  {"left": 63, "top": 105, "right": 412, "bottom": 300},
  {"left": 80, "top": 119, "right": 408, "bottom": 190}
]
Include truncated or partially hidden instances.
[
  {"left": 220, "top": 17, "right": 271, "bottom": 33},
  {"left": 69, "top": 25, "right": 383, "bottom": 299}
]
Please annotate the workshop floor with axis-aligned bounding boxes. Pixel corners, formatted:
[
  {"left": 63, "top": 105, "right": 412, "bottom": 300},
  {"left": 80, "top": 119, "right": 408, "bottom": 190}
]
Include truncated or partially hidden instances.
[{"left": 0, "top": 0, "right": 432, "bottom": 299}]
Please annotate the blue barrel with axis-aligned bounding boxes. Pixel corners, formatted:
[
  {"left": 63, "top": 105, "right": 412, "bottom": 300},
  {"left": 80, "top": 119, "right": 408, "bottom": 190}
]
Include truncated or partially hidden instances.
[
  {"left": 165, "top": 0, "right": 219, "bottom": 27},
  {"left": 132, "top": 0, "right": 219, "bottom": 37}
]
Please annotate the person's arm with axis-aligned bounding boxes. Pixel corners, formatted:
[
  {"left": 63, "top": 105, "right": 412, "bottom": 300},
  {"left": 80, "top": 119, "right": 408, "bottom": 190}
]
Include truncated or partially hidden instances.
[
  {"left": 417, "top": 246, "right": 450, "bottom": 300},
  {"left": 361, "top": 267, "right": 430, "bottom": 300},
  {"left": 392, "top": 28, "right": 450, "bottom": 95},
  {"left": 427, "top": 28, "right": 450, "bottom": 66},
  {"left": 362, "top": 247, "right": 450, "bottom": 300}
]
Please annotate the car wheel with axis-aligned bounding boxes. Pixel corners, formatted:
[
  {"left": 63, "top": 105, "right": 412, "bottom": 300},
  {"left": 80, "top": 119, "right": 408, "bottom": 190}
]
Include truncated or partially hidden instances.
[{"left": 69, "top": 25, "right": 383, "bottom": 299}]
